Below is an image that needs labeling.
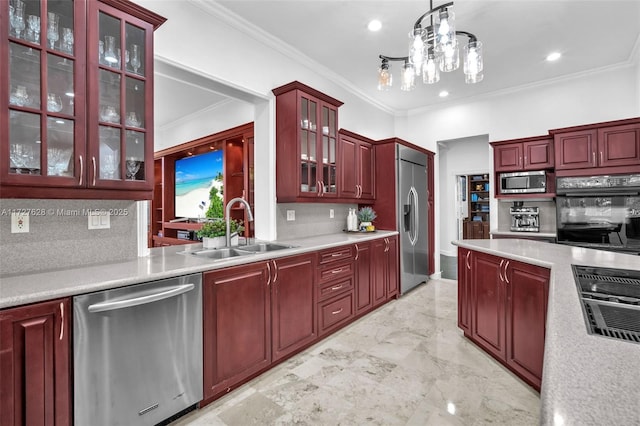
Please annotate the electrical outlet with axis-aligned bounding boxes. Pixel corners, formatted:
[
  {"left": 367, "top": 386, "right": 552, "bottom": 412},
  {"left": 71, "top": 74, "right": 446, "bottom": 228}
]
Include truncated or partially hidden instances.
[
  {"left": 88, "top": 211, "right": 110, "bottom": 230},
  {"left": 329, "top": 209, "right": 334, "bottom": 218},
  {"left": 286, "top": 210, "right": 295, "bottom": 221},
  {"left": 11, "top": 212, "right": 29, "bottom": 233}
]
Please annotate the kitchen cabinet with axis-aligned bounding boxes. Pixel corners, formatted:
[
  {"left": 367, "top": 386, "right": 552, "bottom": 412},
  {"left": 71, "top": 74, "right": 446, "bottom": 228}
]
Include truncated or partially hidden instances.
[
  {"left": 491, "top": 136, "right": 554, "bottom": 172},
  {"left": 464, "top": 174, "right": 490, "bottom": 233},
  {"left": 273, "top": 81, "right": 343, "bottom": 202},
  {"left": 0, "top": 298, "right": 71, "bottom": 426},
  {"left": 457, "top": 247, "right": 471, "bottom": 334},
  {"left": 338, "top": 129, "right": 375, "bottom": 200},
  {"left": 463, "top": 220, "right": 490, "bottom": 239},
  {"left": 203, "top": 252, "right": 317, "bottom": 402},
  {"left": 1, "top": 0, "right": 165, "bottom": 199},
  {"left": 372, "top": 236, "right": 399, "bottom": 306},
  {"left": 354, "top": 242, "right": 373, "bottom": 315},
  {"left": 316, "top": 246, "right": 355, "bottom": 336},
  {"left": 203, "top": 262, "right": 272, "bottom": 401},
  {"left": 553, "top": 120, "right": 640, "bottom": 176},
  {"left": 271, "top": 254, "right": 317, "bottom": 362},
  {"left": 458, "top": 249, "right": 549, "bottom": 391}
]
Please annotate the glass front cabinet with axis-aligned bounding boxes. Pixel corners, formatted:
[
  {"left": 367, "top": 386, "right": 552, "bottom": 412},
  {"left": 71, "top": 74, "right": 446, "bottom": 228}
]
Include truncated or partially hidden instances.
[
  {"left": 1, "top": 0, "right": 165, "bottom": 199},
  {"left": 273, "top": 81, "right": 343, "bottom": 202}
]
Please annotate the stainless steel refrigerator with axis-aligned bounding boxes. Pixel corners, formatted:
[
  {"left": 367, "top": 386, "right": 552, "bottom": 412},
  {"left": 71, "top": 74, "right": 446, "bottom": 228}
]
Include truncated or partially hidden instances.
[{"left": 397, "top": 145, "right": 429, "bottom": 293}]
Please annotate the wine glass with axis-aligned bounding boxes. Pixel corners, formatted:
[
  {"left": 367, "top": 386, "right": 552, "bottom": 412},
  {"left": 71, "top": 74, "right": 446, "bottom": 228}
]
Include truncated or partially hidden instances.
[
  {"left": 47, "top": 12, "right": 59, "bottom": 49},
  {"left": 126, "top": 158, "right": 140, "bottom": 180},
  {"left": 130, "top": 44, "right": 141, "bottom": 74},
  {"left": 27, "top": 15, "right": 40, "bottom": 43},
  {"left": 9, "top": 144, "right": 26, "bottom": 174},
  {"left": 12, "top": 1, "right": 26, "bottom": 39},
  {"left": 62, "top": 27, "right": 73, "bottom": 54},
  {"left": 47, "top": 93, "right": 62, "bottom": 112}
]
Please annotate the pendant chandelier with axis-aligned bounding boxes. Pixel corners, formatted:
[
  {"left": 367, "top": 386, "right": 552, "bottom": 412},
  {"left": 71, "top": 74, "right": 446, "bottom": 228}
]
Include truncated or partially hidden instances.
[{"left": 377, "top": 1, "right": 483, "bottom": 91}]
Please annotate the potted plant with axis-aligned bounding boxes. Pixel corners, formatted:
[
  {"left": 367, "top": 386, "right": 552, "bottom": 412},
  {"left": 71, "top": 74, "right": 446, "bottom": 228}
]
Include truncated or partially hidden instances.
[
  {"left": 196, "top": 218, "right": 243, "bottom": 248},
  {"left": 356, "top": 206, "right": 377, "bottom": 232}
]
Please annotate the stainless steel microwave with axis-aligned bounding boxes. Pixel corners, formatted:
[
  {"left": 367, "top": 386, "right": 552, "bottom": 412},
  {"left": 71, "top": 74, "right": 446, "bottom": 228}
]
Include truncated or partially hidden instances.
[{"left": 499, "top": 170, "right": 547, "bottom": 194}]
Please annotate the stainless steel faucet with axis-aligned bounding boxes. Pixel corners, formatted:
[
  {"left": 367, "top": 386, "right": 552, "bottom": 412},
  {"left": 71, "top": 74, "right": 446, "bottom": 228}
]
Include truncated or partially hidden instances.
[{"left": 225, "top": 197, "right": 254, "bottom": 247}]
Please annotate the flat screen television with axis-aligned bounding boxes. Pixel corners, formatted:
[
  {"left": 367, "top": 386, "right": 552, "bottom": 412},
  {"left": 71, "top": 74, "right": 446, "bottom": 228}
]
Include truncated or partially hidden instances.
[{"left": 174, "top": 150, "right": 223, "bottom": 219}]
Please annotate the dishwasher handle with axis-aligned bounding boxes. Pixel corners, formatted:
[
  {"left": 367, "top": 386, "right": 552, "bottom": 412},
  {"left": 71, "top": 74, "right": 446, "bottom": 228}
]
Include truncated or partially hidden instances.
[{"left": 87, "top": 283, "right": 195, "bottom": 313}]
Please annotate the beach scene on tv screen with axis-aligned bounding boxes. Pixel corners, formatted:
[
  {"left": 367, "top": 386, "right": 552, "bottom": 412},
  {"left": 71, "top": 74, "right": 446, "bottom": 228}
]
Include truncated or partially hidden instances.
[{"left": 175, "top": 150, "right": 223, "bottom": 219}]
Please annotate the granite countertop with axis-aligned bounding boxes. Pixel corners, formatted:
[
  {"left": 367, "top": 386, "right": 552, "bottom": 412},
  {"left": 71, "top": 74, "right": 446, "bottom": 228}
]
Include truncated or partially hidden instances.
[
  {"left": 0, "top": 231, "right": 397, "bottom": 310},
  {"left": 490, "top": 229, "right": 557, "bottom": 238},
  {"left": 452, "top": 239, "right": 640, "bottom": 426}
]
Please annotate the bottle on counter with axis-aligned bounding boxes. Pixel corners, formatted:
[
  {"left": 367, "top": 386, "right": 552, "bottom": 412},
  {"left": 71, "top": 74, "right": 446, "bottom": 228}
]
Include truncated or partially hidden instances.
[{"left": 347, "top": 208, "right": 358, "bottom": 231}]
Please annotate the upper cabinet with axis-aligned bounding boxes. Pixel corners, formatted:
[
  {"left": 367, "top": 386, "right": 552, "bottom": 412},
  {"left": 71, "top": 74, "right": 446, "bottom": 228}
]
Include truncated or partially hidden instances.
[
  {"left": 1, "top": 0, "right": 165, "bottom": 199},
  {"left": 491, "top": 136, "right": 554, "bottom": 173},
  {"left": 338, "top": 129, "right": 375, "bottom": 200},
  {"left": 273, "top": 81, "right": 343, "bottom": 203},
  {"left": 551, "top": 118, "right": 640, "bottom": 176}
]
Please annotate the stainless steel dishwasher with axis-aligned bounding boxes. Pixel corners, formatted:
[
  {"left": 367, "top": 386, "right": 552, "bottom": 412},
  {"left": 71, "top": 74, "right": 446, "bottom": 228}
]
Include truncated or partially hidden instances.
[{"left": 73, "top": 273, "right": 203, "bottom": 426}]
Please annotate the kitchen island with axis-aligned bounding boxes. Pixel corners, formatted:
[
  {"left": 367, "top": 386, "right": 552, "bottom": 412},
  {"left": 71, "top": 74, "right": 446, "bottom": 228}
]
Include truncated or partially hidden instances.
[{"left": 453, "top": 238, "right": 640, "bottom": 426}]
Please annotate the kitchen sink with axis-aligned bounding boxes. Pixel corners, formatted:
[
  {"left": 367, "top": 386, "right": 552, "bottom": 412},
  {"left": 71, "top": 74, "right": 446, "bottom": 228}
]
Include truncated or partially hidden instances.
[
  {"left": 190, "top": 248, "right": 256, "bottom": 259},
  {"left": 236, "top": 243, "right": 297, "bottom": 253}
]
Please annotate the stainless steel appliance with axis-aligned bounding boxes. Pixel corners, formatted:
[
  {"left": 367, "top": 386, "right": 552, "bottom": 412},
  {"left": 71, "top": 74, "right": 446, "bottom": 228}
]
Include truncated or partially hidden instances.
[
  {"left": 397, "top": 145, "right": 429, "bottom": 293},
  {"left": 74, "top": 274, "right": 203, "bottom": 426},
  {"left": 556, "top": 174, "right": 640, "bottom": 255},
  {"left": 499, "top": 170, "right": 547, "bottom": 194},
  {"left": 572, "top": 265, "right": 640, "bottom": 344},
  {"left": 510, "top": 204, "right": 539, "bottom": 232}
]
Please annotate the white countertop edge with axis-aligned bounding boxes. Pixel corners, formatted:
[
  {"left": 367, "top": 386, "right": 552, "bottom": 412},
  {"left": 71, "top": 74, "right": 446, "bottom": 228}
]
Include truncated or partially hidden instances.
[
  {"left": 0, "top": 231, "right": 399, "bottom": 310},
  {"left": 490, "top": 229, "right": 557, "bottom": 238}
]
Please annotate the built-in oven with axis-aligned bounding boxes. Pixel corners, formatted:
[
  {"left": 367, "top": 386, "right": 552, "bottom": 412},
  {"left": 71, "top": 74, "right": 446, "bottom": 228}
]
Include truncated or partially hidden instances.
[
  {"left": 499, "top": 170, "right": 548, "bottom": 194},
  {"left": 556, "top": 174, "right": 640, "bottom": 255}
]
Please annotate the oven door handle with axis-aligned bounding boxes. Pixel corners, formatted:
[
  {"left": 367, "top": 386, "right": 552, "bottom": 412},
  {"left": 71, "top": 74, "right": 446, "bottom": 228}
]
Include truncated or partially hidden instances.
[
  {"left": 87, "top": 284, "right": 195, "bottom": 313},
  {"left": 559, "top": 190, "right": 640, "bottom": 197}
]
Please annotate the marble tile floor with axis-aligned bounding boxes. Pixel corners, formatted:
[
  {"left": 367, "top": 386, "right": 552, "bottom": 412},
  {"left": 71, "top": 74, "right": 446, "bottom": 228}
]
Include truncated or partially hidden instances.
[{"left": 172, "top": 278, "right": 540, "bottom": 426}]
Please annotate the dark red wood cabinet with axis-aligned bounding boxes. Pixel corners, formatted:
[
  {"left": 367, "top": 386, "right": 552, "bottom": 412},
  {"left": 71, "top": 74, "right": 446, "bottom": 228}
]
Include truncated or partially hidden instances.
[
  {"left": 338, "top": 129, "right": 375, "bottom": 200},
  {"left": 372, "top": 236, "right": 399, "bottom": 306},
  {"left": 0, "top": 298, "right": 71, "bottom": 426},
  {"left": 458, "top": 248, "right": 550, "bottom": 391},
  {"left": 273, "top": 81, "right": 343, "bottom": 202},
  {"left": 354, "top": 242, "right": 373, "bottom": 315},
  {"left": 316, "top": 246, "right": 355, "bottom": 336},
  {"left": 1, "top": 0, "right": 165, "bottom": 200},
  {"left": 492, "top": 136, "right": 554, "bottom": 173},
  {"left": 553, "top": 120, "right": 640, "bottom": 176}
]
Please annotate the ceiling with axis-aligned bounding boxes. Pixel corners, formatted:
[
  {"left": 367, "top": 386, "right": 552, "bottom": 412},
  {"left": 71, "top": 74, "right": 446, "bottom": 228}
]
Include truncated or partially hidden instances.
[{"left": 155, "top": 0, "right": 640, "bottom": 127}]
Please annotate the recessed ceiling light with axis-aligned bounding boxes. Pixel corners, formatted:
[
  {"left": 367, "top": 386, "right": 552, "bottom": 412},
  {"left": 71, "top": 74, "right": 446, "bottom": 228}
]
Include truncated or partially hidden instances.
[
  {"left": 546, "top": 52, "right": 561, "bottom": 62},
  {"left": 439, "top": 90, "right": 449, "bottom": 98},
  {"left": 368, "top": 19, "right": 382, "bottom": 32}
]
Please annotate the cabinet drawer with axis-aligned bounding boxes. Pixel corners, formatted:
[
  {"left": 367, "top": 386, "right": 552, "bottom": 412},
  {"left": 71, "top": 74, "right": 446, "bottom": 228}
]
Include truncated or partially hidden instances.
[
  {"left": 318, "top": 261, "right": 353, "bottom": 284},
  {"left": 318, "top": 276, "right": 353, "bottom": 301},
  {"left": 318, "top": 246, "right": 353, "bottom": 265},
  {"left": 318, "top": 292, "right": 354, "bottom": 335}
]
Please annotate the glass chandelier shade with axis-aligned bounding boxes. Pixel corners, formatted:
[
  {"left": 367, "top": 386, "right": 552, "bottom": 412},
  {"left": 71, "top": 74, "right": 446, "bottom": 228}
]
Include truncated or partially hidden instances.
[
  {"left": 435, "top": 8, "right": 456, "bottom": 52},
  {"left": 409, "top": 27, "right": 427, "bottom": 75},
  {"left": 400, "top": 62, "right": 416, "bottom": 91},
  {"left": 439, "top": 39, "right": 459, "bottom": 72},
  {"left": 377, "top": 60, "right": 393, "bottom": 90},
  {"left": 463, "top": 40, "right": 483, "bottom": 82},
  {"left": 422, "top": 52, "right": 440, "bottom": 84}
]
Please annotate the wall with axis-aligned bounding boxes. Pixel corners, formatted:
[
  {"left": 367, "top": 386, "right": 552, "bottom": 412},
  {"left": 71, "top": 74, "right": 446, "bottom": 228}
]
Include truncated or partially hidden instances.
[
  {"left": 0, "top": 199, "right": 138, "bottom": 276},
  {"left": 276, "top": 203, "right": 357, "bottom": 240},
  {"left": 437, "top": 136, "right": 490, "bottom": 257}
]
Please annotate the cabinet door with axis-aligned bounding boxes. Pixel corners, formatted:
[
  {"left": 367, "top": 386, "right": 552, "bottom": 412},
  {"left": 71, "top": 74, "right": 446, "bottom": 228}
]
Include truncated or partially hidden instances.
[
  {"left": 2, "top": 0, "right": 86, "bottom": 188},
  {"left": 457, "top": 248, "right": 472, "bottom": 334},
  {"left": 505, "top": 260, "right": 549, "bottom": 390},
  {"left": 358, "top": 141, "right": 375, "bottom": 199},
  {"left": 494, "top": 143, "right": 522, "bottom": 172},
  {"left": 354, "top": 242, "right": 372, "bottom": 315},
  {"left": 203, "top": 263, "right": 271, "bottom": 399},
  {"left": 86, "top": 1, "right": 154, "bottom": 190},
  {"left": 554, "top": 130, "right": 597, "bottom": 170},
  {"left": 271, "top": 254, "right": 317, "bottom": 362},
  {"left": 0, "top": 298, "right": 71, "bottom": 426},
  {"left": 371, "top": 238, "right": 387, "bottom": 306},
  {"left": 471, "top": 252, "right": 506, "bottom": 360},
  {"left": 523, "top": 138, "right": 554, "bottom": 169},
  {"left": 318, "top": 102, "right": 339, "bottom": 198},
  {"left": 339, "top": 134, "right": 358, "bottom": 198},
  {"left": 598, "top": 124, "right": 640, "bottom": 169},
  {"left": 385, "top": 236, "right": 399, "bottom": 298}
]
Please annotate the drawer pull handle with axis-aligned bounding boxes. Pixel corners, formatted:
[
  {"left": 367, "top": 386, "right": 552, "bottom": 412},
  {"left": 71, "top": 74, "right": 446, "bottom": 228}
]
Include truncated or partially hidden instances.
[
  {"left": 331, "top": 253, "right": 342, "bottom": 257},
  {"left": 331, "top": 268, "right": 343, "bottom": 274},
  {"left": 59, "top": 302, "right": 64, "bottom": 341},
  {"left": 332, "top": 308, "right": 343, "bottom": 315},
  {"left": 331, "top": 284, "right": 343, "bottom": 290}
]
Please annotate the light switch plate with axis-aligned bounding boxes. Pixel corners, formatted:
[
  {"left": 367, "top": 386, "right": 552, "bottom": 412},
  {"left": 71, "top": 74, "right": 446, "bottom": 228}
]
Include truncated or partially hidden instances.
[
  {"left": 88, "top": 211, "right": 110, "bottom": 230},
  {"left": 286, "top": 210, "right": 295, "bottom": 221},
  {"left": 11, "top": 212, "right": 29, "bottom": 233}
]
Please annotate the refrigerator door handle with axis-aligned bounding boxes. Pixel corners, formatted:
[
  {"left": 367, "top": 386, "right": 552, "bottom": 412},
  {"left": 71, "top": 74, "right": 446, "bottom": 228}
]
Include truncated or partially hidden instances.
[{"left": 408, "top": 186, "right": 419, "bottom": 246}]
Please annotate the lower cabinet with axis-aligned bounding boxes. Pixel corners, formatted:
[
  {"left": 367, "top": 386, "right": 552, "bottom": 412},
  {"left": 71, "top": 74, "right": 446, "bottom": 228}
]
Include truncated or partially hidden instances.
[
  {"left": 316, "top": 246, "right": 355, "bottom": 336},
  {"left": 354, "top": 242, "right": 372, "bottom": 315},
  {"left": 372, "top": 236, "right": 399, "bottom": 307},
  {"left": 203, "top": 253, "right": 317, "bottom": 402},
  {"left": 458, "top": 249, "right": 550, "bottom": 391},
  {"left": 0, "top": 298, "right": 71, "bottom": 426}
]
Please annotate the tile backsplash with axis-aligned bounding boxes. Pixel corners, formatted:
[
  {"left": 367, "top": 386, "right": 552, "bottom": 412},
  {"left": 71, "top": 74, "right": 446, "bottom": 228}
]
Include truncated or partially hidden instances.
[
  {"left": 0, "top": 199, "right": 138, "bottom": 276},
  {"left": 276, "top": 203, "right": 357, "bottom": 240}
]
